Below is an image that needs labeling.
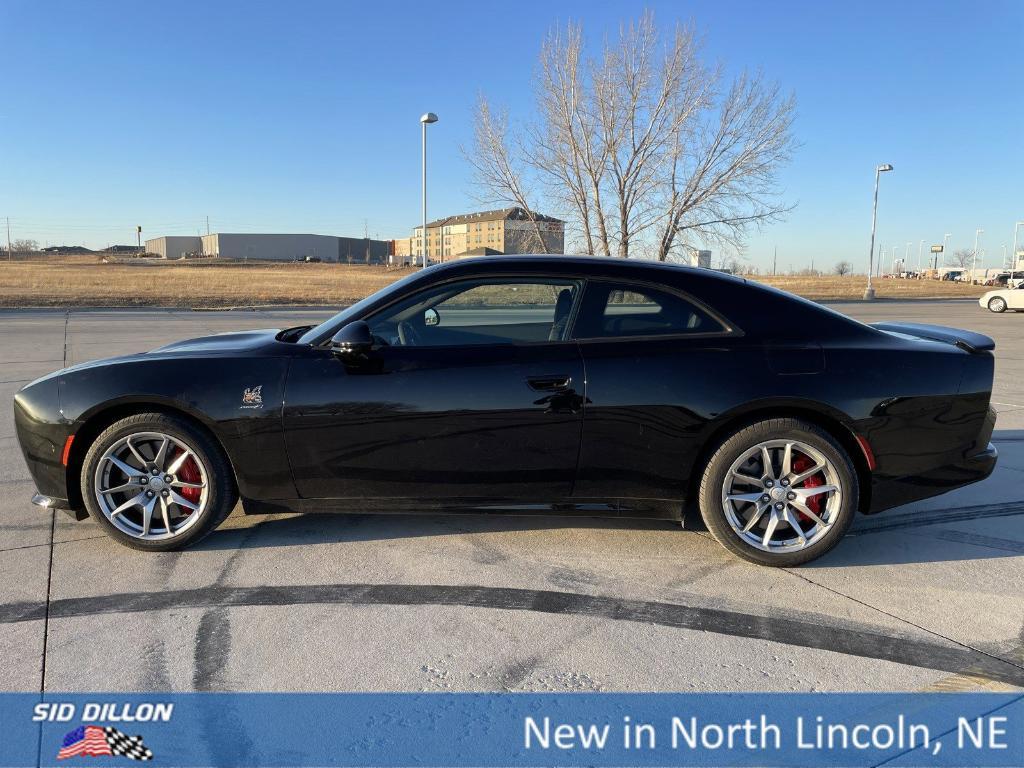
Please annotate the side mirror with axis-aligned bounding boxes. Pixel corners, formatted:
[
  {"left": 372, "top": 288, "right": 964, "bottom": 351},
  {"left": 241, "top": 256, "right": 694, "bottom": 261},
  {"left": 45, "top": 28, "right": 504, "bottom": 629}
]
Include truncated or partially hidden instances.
[
  {"left": 329, "top": 321, "right": 374, "bottom": 357},
  {"left": 424, "top": 307, "right": 440, "bottom": 327}
]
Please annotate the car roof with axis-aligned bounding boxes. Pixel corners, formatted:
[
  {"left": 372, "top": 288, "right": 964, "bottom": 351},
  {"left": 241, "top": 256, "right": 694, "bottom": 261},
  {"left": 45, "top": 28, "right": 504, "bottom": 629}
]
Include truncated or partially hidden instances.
[{"left": 427, "top": 254, "right": 748, "bottom": 284}]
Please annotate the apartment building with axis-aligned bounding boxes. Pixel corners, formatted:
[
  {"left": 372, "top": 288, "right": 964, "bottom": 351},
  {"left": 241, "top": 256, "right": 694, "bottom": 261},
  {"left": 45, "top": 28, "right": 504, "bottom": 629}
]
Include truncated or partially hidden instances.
[{"left": 410, "top": 207, "right": 564, "bottom": 263}]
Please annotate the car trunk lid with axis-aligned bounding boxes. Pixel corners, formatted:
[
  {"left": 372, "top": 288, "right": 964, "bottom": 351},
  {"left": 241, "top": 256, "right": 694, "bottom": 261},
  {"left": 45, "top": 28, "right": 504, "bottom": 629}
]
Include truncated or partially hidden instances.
[{"left": 870, "top": 322, "right": 995, "bottom": 353}]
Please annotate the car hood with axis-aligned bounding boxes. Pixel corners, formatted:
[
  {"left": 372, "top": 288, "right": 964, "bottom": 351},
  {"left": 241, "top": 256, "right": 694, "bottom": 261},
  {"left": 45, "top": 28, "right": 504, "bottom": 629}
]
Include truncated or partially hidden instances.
[
  {"left": 149, "top": 328, "right": 282, "bottom": 355},
  {"left": 29, "top": 328, "right": 286, "bottom": 383}
]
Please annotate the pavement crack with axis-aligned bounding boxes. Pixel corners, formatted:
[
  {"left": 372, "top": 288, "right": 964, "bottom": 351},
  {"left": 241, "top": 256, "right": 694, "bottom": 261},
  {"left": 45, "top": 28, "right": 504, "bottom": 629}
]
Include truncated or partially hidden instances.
[{"left": 780, "top": 564, "right": 1024, "bottom": 683}]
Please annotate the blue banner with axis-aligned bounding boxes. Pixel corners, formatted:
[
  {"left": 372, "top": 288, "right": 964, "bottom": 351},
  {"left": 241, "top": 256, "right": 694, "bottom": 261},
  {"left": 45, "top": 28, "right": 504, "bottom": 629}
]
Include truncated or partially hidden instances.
[{"left": 3, "top": 693, "right": 1021, "bottom": 767}]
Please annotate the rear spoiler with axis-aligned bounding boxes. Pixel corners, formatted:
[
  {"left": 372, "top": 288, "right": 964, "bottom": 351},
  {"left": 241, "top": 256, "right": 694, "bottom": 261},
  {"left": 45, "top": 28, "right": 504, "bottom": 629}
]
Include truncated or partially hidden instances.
[{"left": 871, "top": 322, "right": 995, "bottom": 353}]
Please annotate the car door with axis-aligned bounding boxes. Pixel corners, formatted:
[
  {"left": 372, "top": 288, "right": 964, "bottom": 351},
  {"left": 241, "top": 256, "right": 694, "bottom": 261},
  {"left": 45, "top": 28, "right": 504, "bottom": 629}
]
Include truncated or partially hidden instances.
[
  {"left": 568, "top": 279, "right": 744, "bottom": 502},
  {"left": 1009, "top": 286, "right": 1024, "bottom": 309},
  {"left": 283, "top": 276, "right": 586, "bottom": 502}
]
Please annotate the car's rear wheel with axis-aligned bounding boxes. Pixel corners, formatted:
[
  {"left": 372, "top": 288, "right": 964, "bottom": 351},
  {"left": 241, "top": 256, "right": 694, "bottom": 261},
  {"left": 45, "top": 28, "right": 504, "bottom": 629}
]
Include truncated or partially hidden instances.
[
  {"left": 81, "top": 413, "right": 237, "bottom": 551},
  {"left": 988, "top": 297, "right": 1007, "bottom": 313},
  {"left": 698, "top": 418, "right": 858, "bottom": 567}
]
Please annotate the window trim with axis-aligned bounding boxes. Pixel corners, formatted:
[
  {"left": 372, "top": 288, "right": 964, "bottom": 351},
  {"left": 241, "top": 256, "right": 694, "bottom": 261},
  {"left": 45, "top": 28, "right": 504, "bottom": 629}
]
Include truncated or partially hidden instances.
[
  {"left": 353, "top": 274, "right": 587, "bottom": 350},
  {"left": 567, "top": 277, "right": 742, "bottom": 343}
]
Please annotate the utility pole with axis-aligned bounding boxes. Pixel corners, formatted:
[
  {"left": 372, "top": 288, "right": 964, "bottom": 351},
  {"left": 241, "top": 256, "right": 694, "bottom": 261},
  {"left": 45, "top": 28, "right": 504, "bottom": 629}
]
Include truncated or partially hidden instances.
[
  {"left": 6, "top": 216, "right": 10, "bottom": 261},
  {"left": 917, "top": 240, "right": 924, "bottom": 274},
  {"left": 973, "top": 229, "right": 984, "bottom": 284},
  {"left": 206, "top": 216, "right": 210, "bottom": 236},
  {"left": 772, "top": 246, "right": 777, "bottom": 276}
]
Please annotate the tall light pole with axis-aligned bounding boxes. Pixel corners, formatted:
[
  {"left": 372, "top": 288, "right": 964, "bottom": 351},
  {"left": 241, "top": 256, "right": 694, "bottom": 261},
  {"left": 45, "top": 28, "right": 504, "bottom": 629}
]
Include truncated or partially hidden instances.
[
  {"left": 891, "top": 246, "right": 899, "bottom": 276},
  {"left": 1012, "top": 222, "right": 1024, "bottom": 278},
  {"left": 941, "top": 233, "right": 951, "bottom": 271},
  {"left": 973, "top": 228, "right": 983, "bottom": 284},
  {"left": 420, "top": 112, "right": 438, "bottom": 270},
  {"left": 865, "top": 163, "right": 893, "bottom": 299},
  {"left": 917, "top": 240, "right": 924, "bottom": 275},
  {"left": 903, "top": 242, "right": 912, "bottom": 276}
]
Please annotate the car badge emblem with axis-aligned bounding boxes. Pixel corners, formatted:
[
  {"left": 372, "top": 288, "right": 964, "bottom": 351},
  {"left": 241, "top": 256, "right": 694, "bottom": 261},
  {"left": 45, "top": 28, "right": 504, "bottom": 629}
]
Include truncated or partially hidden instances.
[{"left": 241, "top": 385, "right": 264, "bottom": 409}]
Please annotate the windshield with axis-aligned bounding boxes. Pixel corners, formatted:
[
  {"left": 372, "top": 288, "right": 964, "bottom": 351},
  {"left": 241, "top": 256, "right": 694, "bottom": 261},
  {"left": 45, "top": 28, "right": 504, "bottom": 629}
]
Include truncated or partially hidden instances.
[{"left": 297, "top": 268, "right": 435, "bottom": 345}]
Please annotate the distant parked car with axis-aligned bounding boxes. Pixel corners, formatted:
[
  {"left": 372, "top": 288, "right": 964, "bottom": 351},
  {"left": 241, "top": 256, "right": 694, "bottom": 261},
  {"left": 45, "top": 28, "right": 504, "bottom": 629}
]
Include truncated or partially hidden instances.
[
  {"left": 941, "top": 270, "right": 963, "bottom": 281},
  {"left": 980, "top": 284, "right": 1024, "bottom": 312},
  {"left": 984, "top": 274, "right": 1011, "bottom": 287}
]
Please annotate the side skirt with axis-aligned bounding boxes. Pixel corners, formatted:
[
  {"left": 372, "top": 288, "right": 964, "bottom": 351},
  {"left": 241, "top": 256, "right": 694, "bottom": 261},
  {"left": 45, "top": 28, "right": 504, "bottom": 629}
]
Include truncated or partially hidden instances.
[{"left": 241, "top": 497, "right": 682, "bottom": 520}]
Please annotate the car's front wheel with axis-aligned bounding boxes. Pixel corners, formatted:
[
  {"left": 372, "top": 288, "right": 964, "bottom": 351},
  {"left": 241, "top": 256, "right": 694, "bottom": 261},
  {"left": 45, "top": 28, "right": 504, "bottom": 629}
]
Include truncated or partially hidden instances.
[
  {"left": 81, "top": 413, "right": 237, "bottom": 551},
  {"left": 988, "top": 297, "right": 1007, "bottom": 313},
  {"left": 698, "top": 418, "right": 858, "bottom": 567}
]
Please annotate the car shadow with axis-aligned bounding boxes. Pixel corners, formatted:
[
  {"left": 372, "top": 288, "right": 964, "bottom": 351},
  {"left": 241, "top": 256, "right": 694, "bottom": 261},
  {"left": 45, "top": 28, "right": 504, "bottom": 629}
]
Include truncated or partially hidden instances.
[{"left": 195, "top": 429, "right": 1024, "bottom": 568}]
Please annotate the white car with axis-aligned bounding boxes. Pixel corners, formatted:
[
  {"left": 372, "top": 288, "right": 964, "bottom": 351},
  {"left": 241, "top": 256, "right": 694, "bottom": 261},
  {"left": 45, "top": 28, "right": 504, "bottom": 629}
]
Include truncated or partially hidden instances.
[{"left": 980, "top": 284, "right": 1024, "bottom": 313}]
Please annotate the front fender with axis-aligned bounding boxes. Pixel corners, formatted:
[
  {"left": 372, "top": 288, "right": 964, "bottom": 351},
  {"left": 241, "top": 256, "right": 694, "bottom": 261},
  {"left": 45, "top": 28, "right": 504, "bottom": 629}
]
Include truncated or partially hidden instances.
[{"left": 29, "top": 355, "right": 297, "bottom": 505}]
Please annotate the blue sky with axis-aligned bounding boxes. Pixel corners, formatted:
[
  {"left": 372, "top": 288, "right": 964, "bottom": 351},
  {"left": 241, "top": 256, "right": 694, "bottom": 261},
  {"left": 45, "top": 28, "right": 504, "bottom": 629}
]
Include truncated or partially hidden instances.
[{"left": 2, "top": 0, "right": 1021, "bottom": 272}]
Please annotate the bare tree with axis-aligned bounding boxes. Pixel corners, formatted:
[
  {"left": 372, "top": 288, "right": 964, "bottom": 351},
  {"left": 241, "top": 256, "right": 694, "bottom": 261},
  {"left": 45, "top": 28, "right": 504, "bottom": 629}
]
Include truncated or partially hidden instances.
[
  {"left": 527, "top": 22, "right": 610, "bottom": 255},
  {"left": 834, "top": 260, "right": 852, "bottom": 276},
  {"left": 464, "top": 98, "right": 556, "bottom": 253},
  {"left": 948, "top": 248, "right": 973, "bottom": 269},
  {"left": 657, "top": 72, "right": 796, "bottom": 261},
  {"left": 12, "top": 239, "right": 38, "bottom": 252},
  {"left": 467, "top": 11, "right": 796, "bottom": 260}
]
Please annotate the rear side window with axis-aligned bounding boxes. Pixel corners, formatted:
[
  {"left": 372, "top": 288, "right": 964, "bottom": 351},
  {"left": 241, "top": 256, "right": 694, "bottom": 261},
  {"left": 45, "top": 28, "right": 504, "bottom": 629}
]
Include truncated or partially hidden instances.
[{"left": 572, "top": 281, "right": 726, "bottom": 339}]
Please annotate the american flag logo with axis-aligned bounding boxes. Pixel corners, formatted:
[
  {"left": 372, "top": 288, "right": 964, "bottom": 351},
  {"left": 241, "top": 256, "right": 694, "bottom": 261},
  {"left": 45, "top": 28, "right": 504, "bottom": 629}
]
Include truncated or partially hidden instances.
[{"left": 57, "top": 725, "right": 154, "bottom": 761}]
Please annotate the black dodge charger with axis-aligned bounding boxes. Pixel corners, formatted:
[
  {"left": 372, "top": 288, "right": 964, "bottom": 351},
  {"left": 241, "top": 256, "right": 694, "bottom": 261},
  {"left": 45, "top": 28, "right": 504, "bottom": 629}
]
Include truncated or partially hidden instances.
[{"left": 14, "top": 256, "right": 998, "bottom": 566}]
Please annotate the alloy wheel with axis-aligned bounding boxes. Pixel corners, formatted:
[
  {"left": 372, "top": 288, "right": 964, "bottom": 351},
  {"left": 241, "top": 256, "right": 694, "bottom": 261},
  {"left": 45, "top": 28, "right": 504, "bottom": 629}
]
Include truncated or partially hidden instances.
[
  {"left": 989, "top": 298, "right": 1006, "bottom": 313},
  {"left": 93, "top": 431, "right": 208, "bottom": 540},
  {"left": 721, "top": 439, "right": 841, "bottom": 553}
]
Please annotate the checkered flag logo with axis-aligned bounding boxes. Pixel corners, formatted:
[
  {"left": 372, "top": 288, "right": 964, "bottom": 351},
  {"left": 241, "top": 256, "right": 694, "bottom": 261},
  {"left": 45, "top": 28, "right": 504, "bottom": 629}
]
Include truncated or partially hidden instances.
[
  {"left": 105, "top": 727, "right": 154, "bottom": 761},
  {"left": 57, "top": 725, "right": 154, "bottom": 761}
]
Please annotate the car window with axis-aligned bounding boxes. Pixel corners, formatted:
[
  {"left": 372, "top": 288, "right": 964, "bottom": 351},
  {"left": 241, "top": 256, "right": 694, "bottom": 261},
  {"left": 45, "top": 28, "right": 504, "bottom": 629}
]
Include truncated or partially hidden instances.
[
  {"left": 366, "top": 278, "right": 581, "bottom": 347},
  {"left": 572, "top": 281, "right": 725, "bottom": 339}
]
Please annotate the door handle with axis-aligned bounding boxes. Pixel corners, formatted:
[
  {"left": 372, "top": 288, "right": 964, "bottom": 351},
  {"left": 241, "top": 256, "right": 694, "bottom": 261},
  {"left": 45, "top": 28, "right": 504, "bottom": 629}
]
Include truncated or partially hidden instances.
[{"left": 527, "top": 375, "right": 572, "bottom": 392}]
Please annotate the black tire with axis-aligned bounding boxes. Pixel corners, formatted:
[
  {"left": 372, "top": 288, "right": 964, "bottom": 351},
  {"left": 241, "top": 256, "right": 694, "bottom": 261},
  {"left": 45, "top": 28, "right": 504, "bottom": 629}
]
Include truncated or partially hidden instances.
[
  {"left": 988, "top": 297, "right": 1007, "bottom": 313},
  {"left": 698, "top": 418, "right": 858, "bottom": 567},
  {"left": 81, "top": 412, "right": 237, "bottom": 551}
]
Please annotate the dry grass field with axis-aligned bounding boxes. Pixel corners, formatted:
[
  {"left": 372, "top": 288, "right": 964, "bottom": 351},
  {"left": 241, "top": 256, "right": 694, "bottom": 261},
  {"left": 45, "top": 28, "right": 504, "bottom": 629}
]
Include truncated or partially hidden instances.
[
  {"left": 752, "top": 274, "right": 988, "bottom": 301},
  {"left": 0, "top": 256, "right": 404, "bottom": 308},
  {"left": 0, "top": 256, "right": 988, "bottom": 308}
]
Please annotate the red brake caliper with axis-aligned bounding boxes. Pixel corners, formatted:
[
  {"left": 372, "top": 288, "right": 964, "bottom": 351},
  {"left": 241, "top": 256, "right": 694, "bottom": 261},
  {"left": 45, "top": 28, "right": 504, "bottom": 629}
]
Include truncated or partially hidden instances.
[
  {"left": 173, "top": 449, "right": 202, "bottom": 513},
  {"left": 790, "top": 453, "right": 823, "bottom": 525}
]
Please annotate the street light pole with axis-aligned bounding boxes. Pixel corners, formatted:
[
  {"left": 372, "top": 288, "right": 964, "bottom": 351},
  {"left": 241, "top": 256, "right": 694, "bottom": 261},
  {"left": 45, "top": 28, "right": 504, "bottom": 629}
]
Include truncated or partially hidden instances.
[
  {"left": 917, "top": 240, "right": 924, "bottom": 275},
  {"left": 941, "top": 233, "right": 951, "bottom": 271},
  {"left": 420, "top": 112, "right": 438, "bottom": 270},
  {"left": 865, "top": 163, "right": 893, "bottom": 299},
  {"left": 973, "top": 228, "right": 983, "bottom": 284},
  {"left": 1012, "top": 222, "right": 1024, "bottom": 279}
]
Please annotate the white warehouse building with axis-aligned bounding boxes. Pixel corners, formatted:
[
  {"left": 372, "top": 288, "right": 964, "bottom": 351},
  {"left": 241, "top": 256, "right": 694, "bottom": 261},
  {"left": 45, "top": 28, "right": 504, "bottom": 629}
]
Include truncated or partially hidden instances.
[
  {"left": 200, "top": 233, "right": 341, "bottom": 262},
  {"left": 145, "top": 233, "right": 391, "bottom": 263},
  {"left": 145, "top": 236, "right": 202, "bottom": 259}
]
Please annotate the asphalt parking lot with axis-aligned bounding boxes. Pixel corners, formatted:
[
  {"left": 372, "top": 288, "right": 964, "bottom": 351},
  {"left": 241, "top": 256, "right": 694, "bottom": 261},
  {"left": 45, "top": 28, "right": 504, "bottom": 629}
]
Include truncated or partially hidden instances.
[{"left": 1, "top": 299, "right": 1022, "bottom": 694}]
